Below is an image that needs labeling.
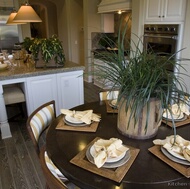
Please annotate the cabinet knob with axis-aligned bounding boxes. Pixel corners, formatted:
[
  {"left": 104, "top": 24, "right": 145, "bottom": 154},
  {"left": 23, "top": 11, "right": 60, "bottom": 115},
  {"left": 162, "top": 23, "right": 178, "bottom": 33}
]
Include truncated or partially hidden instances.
[
  {"left": 159, "top": 16, "right": 161, "bottom": 18},
  {"left": 162, "top": 15, "right": 165, "bottom": 18}
]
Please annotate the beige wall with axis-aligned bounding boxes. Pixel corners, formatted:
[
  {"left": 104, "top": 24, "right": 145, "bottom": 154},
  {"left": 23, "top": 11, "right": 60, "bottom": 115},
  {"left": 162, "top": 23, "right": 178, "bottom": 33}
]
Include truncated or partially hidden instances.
[
  {"left": 131, "top": 0, "right": 145, "bottom": 52},
  {"left": 55, "top": 0, "right": 84, "bottom": 64},
  {"left": 83, "top": 0, "right": 102, "bottom": 82},
  {"left": 30, "top": 0, "right": 58, "bottom": 38},
  {"left": 56, "top": 0, "right": 69, "bottom": 60},
  {"left": 67, "top": 0, "right": 84, "bottom": 64}
]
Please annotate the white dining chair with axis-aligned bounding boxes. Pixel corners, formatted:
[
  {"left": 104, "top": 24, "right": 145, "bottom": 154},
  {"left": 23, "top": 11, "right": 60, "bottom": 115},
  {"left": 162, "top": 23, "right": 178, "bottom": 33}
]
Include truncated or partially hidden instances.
[
  {"left": 99, "top": 90, "right": 119, "bottom": 101},
  {"left": 27, "top": 100, "right": 80, "bottom": 189}
]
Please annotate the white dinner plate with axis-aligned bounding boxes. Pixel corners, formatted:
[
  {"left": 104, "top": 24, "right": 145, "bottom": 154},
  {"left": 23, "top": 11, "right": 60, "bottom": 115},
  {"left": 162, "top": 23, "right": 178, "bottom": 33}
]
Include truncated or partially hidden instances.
[
  {"left": 65, "top": 115, "right": 84, "bottom": 124},
  {"left": 86, "top": 145, "right": 130, "bottom": 168},
  {"left": 161, "top": 147, "right": 190, "bottom": 166},
  {"left": 164, "top": 147, "right": 186, "bottom": 160},
  {"left": 162, "top": 112, "right": 186, "bottom": 122},
  {"left": 90, "top": 144, "right": 126, "bottom": 163},
  {"left": 64, "top": 115, "right": 89, "bottom": 127},
  {"left": 64, "top": 118, "right": 89, "bottom": 127}
]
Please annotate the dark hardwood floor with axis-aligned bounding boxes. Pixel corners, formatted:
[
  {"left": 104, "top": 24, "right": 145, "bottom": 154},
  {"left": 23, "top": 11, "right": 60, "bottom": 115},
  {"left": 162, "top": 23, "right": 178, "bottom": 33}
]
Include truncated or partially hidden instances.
[{"left": 0, "top": 81, "right": 101, "bottom": 189}]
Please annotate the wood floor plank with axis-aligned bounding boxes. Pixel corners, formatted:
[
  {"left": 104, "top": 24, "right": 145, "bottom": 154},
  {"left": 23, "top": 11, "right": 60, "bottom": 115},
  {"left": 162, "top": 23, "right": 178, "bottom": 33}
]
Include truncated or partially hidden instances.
[
  {"left": 0, "top": 147, "right": 15, "bottom": 189},
  {"left": 10, "top": 123, "right": 45, "bottom": 189},
  {"left": 19, "top": 122, "right": 46, "bottom": 187},
  {"left": 24, "top": 140, "right": 46, "bottom": 188},
  {"left": 4, "top": 137, "right": 29, "bottom": 189},
  {"left": 0, "top": 136, "right": 5, "bottom": 149},
  {"left": 19, "top": 126, "right": 46, "bottom": 188}
]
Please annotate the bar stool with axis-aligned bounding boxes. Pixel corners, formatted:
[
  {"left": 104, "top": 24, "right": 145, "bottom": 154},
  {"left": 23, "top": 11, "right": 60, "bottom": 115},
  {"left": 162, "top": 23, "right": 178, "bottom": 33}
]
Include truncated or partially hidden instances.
[{"left": 3, "top": 84, "right": 26, "bottom": 121}]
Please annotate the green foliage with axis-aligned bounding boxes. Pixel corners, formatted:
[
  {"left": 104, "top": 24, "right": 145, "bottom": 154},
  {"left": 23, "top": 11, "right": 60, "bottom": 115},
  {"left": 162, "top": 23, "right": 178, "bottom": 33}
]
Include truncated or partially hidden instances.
[
  {"left": 23, "top": 35, "right": 65, "bottom": 64},
  {"left": 92, "top": 17, "right": 190, "bottom": 133},
  {"left": 22, "top": 37, "right": 33, "bottom": 53}
]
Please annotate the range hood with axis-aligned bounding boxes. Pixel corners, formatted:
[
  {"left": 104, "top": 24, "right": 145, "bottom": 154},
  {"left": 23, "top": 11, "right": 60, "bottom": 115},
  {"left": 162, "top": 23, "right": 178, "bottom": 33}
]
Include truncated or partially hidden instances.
[{"left": 98, "top": 0, "right": 131, "bottom": 13}]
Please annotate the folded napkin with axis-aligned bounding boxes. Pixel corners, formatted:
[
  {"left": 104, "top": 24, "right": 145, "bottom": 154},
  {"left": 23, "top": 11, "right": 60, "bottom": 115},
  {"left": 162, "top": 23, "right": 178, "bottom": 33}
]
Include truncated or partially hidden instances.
[
  {"left": 153, "top": 135, "right": 190, "bottom": 162},
  {"left": 93, "top": 138, "right": 129, "bottom": 168},
  {"left": 60, "top": 109, "right": 101, "bottom": 124},
  {"left": 163, "top": 103, "right": 190, "bottom": 120}
]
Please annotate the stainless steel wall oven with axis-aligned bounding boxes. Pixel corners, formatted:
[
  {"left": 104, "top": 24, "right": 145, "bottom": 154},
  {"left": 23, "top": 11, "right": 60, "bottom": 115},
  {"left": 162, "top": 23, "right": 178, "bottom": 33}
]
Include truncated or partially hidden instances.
[
  {"left": 143, "top": 24, "right": 179, "bottom": 71},
  {"left": 144, "top": 24, "right": 179, "bottom": 55}
]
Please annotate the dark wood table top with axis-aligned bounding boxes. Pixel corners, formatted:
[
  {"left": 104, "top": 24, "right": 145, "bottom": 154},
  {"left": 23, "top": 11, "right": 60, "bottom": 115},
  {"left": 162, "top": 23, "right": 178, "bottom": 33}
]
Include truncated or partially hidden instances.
[{"left": 46, "top": 101, "right": 190, "bottom": 189}]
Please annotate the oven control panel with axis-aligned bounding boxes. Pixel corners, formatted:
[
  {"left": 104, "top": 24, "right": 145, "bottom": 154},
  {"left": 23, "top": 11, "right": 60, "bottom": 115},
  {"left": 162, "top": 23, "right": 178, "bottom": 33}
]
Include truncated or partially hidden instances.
[{"left": 144, "top": 24, "right": 178, "bottom": 35}]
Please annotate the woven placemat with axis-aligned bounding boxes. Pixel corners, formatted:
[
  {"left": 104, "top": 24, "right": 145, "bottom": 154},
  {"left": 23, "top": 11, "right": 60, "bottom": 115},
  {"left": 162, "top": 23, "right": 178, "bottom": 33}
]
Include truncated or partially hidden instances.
[
  {"left": 70, "top": 137, "right": 140, "bottom": 183},
  {"left": 56, "top": 118, "right": 100, "bottom": 132},
  {"left": 162, "top": 115, "right": 190, "bottom": 127},
  {"left": 105, "top": 100, "right": 118, "bottom": 113},
  {"left": 149, "top": 145, "right": 190, "bottom": 178}
]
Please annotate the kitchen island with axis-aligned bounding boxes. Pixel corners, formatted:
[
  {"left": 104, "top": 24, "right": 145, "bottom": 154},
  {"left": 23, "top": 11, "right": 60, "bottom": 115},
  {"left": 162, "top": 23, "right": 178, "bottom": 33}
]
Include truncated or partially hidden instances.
[{"left": 0, "top": 60, "right": 85, "bottom": 139}]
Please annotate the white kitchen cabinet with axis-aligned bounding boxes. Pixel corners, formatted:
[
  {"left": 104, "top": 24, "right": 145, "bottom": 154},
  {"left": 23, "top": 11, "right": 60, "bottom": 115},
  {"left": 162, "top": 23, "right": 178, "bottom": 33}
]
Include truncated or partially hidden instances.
[
  {"left": 25, "top": 74, "right": 58, "bottom": 115},
  {"left": 56, "top": 71, "right": 84, "bottom": 113},
  {"left": 25, "top": 70, "right": 84, "bottom": 116},
  {"left": 101, "top": 14, "right": 114, "bottom": 33},
  {"left": 145, "top": 0, "right": 186, "bottom": 22}
]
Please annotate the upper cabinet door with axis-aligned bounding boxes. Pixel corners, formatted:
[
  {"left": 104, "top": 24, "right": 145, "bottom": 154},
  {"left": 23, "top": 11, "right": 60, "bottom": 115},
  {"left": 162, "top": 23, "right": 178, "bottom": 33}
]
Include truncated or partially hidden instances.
[
  {"left": 163, "top": 0, "right": 186, "bottom": 21},
  {"left": 145, "top": 0, "right": 186, "bottom": 22},
  {"left": 145, "top": 0, "right": 162, "bottom": 22}
]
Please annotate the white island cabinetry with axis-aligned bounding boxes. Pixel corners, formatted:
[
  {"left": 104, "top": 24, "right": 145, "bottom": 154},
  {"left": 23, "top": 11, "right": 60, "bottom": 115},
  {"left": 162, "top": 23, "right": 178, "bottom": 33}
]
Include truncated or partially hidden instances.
[
  {"left": 0, "top": 61, "right": 84, "bottom": 139},
  {"left": 56, "top": 71, "right": 84, "bottom": 111},
  {"left": 25, "top": 70, "right": 84, "bottom": 116},
  {"left": 25, "top": 74, "right": 58, "bottom": 115}
]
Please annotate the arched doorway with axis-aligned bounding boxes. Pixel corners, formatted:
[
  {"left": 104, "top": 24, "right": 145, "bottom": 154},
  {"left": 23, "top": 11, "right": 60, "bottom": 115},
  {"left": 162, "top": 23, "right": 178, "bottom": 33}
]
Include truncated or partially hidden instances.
[{"left": 30, "top": 0, "right": 58, "bottom": 38}]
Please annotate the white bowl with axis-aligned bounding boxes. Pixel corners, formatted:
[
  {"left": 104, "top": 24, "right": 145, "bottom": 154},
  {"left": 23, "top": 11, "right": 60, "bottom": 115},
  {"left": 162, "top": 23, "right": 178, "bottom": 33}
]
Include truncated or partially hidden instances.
[{"left": 8, "top": 54, "right": 13, "bottom": 60}]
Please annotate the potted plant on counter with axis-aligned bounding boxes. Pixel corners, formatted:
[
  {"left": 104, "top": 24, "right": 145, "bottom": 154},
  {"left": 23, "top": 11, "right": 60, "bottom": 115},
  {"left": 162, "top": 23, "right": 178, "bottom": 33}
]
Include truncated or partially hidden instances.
[
  {"left": 92, "top": 20, "right": 190, "bottom": 139},
  {"left": 23, "top": 35, "right": 65, "bottom": 68}
]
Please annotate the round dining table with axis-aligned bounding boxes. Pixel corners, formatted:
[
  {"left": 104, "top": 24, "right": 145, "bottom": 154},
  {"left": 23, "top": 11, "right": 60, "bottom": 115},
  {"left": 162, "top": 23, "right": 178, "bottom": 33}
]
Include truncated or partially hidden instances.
[{"left": 46, "top": 101, "right": 190, "bottom": 189}]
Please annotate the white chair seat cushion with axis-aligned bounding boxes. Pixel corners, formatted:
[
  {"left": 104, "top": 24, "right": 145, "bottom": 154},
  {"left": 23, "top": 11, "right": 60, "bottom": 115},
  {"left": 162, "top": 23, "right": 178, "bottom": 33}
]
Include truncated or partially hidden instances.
[
  {"left": 4, "top": 86, "right": 25, "bottom": 105},
  {"left": 30, "top": 104, "right": 55, "bottom": 142}
]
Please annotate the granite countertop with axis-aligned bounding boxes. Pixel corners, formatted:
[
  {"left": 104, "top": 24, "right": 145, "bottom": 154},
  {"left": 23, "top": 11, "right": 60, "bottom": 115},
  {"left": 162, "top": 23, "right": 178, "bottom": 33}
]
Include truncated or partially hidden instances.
[{"left": 0, "top": 60, "right": 85, "bottom": 81}]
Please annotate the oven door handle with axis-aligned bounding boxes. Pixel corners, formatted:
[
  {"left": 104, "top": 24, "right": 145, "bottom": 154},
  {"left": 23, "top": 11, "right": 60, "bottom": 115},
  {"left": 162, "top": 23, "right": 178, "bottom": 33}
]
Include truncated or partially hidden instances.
[{"left": 144, "top": 34, "right": 177, "bottom": 40}]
